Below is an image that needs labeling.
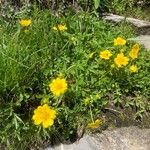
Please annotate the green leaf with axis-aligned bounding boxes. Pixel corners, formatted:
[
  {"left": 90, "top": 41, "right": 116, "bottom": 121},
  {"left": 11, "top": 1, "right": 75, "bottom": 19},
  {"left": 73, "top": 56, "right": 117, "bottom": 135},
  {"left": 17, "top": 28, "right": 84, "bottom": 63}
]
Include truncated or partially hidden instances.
[{"left": 94, "top": 0, "right": 100, "bottom": 9}]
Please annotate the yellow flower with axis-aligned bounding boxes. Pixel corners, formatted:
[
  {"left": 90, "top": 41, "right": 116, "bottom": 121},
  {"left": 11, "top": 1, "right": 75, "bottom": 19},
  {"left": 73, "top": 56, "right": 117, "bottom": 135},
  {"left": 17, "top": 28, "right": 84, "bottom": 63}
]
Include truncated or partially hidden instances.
[
  {"left": 87, "top": 119, "right": 103, "bottom": 129},
  {"left": 114, "top": 53, "right": 129, "bottom": 67},
  {"left": 129, "top": 44, "right": 140, "bottom": 59},
  {"left": 19, "top": 19, "right": 31, "bottom": 27},
  {"left": 32, "top": 104, "right": 56, "bottom": 128},
  {"left": 49, "top": 77, "right": 68, "bottom": 96},
  {"left": 100, "top": 50, "right": 112, "bottom": 60},
  {"left": 114, "top": 37, "right": 126, "bottom": 46},
  {"left": 130, "top": 65, "right": 138, "bottom": 73},
  {"left": 53, "top": 24, "right": 67, "bottom": 31}
]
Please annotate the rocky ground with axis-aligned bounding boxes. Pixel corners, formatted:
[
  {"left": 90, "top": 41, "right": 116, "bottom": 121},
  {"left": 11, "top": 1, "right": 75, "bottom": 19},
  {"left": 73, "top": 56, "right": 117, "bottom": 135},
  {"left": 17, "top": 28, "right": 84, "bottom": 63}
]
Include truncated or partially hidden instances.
[{"left": 46, "top": 126, "right": 150, "bottom": 150}]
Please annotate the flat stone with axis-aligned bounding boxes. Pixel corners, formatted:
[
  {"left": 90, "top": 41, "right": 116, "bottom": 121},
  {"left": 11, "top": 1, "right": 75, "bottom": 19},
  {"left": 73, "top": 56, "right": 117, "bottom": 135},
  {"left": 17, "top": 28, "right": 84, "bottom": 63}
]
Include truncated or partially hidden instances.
[
  {"left": 129, "top": 35, "right": 150, "bottom": 50},
  {"left": 103, "top": 14, "right": 125, "bottom": 23},
  {"left": 103, "top": 14, "right": 150, "bottom": 28},
  {"left": 46, "top": 126, "right": 150, "bottom": 150}
]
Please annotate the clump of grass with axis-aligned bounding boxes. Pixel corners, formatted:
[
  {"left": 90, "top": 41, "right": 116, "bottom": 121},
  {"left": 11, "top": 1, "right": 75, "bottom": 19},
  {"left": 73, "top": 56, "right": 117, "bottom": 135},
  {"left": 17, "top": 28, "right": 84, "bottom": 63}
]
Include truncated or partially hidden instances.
[{"left": 0, "top": 6, "right": 150, "bottom": 149}]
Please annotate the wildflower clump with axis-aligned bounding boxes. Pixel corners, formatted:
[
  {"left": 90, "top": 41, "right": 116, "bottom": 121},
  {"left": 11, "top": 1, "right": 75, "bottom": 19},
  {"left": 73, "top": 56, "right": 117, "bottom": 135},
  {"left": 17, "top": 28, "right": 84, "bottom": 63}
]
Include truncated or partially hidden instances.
[
  {"left": 49, "top": 78, "right": 68, "bottom": 96},
  {"left": 32, "top": 104, "right": 56, "bottom": 128},
  {"left": 19, "top": 19, "right": 32, "bottom": 27},
  {"left": 1, "top": 12, "right": 149, "bottom": 149}
]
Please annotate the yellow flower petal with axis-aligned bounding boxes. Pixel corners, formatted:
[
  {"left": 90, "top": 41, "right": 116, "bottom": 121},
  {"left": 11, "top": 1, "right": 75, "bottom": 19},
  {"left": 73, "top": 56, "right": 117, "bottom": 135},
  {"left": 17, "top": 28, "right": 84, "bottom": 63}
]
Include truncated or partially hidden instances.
[
  {"left": 130, "top": 65, "right": 138, "bottom": 73},
  {"left": 53, "top": 24, "right": 67, "bottom": 31},
  {"left": 49, "top": 77, "right": 68, "bottom": 96},
  {"left": 100, "top": 50, "right": 112, "bottom": 60},
  {"left": 87, "top": 119, "right": 103, "bottom": 129},
  {"left": 114, "top": 37, "right": 126, "bottom": 46},
  {"left": 42, "top": 119, "right": 54, "bottom": 128},
  {"left": 129, "top": 44, "right": 140, "bottom": 59},
  {"left": 19, "top": 19, "right": 31, "bottom": 27},
  {"left": 32, "top": 104, "right": 56, "bottom": 128},
  {"left": 114, "top": 53, "right": 129, "bottom": 67},
  {"left": 33, "top": 117, "right": 42, "bottom": 125}
]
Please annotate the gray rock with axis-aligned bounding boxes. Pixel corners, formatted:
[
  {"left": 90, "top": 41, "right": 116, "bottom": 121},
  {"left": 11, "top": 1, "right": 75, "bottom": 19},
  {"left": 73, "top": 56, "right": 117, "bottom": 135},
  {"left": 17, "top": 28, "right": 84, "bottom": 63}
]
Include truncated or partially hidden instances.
[
  {"left": 46, "top": 126, "right": 150, "bottom": 150},
  {"left": 103, "top": 14, "right": 150, "bottom": 28},
  {"left": 129, "top": 35, "right": 150, "bottom": 50},
  {"left": 103, "top": 14, "right": 125, "bottom": 23}
]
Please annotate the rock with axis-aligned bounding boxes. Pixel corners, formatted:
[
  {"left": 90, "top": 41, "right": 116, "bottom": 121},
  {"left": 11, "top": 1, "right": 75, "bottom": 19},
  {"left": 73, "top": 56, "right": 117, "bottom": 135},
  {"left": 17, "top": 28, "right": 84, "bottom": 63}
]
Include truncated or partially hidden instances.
[
  {"left": 129, "top": 35, "right": 150, "bottom": 50},
  {"left": 103, "top": 14, "right": 150, "bottom": 28},
  {"left": 103, "top": 14, "right": 150, "bottom": 35},
  {"left": 46, "top": 126, "right": 150, "bottom": 150},
  {"left": 127, "top": 17, "right": 150, "bottom": 28},
  {"left": 103, "top": 14, "right": 125, "bottom": 23}
]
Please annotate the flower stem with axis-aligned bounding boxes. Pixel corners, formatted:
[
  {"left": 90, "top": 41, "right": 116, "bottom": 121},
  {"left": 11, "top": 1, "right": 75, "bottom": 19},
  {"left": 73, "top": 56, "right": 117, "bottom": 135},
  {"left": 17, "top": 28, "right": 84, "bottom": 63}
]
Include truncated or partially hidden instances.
[{"left": 89, "top": 105, "right": 94, "bottom": 122}]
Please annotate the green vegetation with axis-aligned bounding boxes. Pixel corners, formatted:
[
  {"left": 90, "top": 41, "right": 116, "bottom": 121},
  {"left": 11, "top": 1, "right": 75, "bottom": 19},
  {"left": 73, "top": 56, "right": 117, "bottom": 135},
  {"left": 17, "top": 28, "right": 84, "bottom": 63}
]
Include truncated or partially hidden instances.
[
  {"left": 0, "top": 2, "right": 150, "bottom": 150},
  {"left": 1, "top": 0, "right": 149, "bottom": 21}
]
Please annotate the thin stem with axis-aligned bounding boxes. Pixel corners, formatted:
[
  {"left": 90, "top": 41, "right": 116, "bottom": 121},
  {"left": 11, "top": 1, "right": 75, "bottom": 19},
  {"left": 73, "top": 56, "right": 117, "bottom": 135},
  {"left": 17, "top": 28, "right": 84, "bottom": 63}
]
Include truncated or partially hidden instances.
[{"left": 89, "top": 105, "right": 94, "bottom": 122}]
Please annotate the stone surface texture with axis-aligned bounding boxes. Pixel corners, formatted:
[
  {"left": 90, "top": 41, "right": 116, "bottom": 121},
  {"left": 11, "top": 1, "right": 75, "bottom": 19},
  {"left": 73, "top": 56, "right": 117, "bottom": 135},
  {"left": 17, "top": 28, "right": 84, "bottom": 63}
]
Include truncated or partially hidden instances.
[
  {"left": 103, "top": 14, "right": 150, "bottom": 35},
  {"left": 46, "top": 126, "right": 150, "bottom": 150},
  {"left": 103, "top": 14, "right": 150, "bottom": 28},
  {"left": 129, "top": 35, "right": 150, "bottom": 50}
]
